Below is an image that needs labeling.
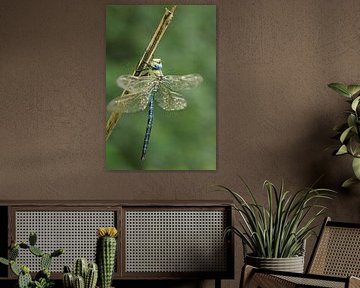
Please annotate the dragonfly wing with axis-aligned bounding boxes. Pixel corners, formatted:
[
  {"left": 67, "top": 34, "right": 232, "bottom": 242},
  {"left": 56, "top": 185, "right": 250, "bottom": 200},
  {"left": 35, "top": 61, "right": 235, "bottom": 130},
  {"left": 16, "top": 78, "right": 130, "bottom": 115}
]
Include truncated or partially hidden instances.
[
  {"left": 107, "top": 91, "right": 150, "bottom": 113},
  {"left": 161, "top": 74, "right": 203, "bottom": 91},
  {"left": 155, "top": 85, "right": 187, "bottom": 111},
  {"left": 116, "top": 75, "right": 155, "bottom": 93}
]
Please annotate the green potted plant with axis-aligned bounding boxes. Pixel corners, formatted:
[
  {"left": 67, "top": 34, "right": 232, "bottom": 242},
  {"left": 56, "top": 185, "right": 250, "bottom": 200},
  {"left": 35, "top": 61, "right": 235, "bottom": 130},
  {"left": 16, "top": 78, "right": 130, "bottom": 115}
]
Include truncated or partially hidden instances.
[
  {"left": 328, "top": 82, "right": 360, "bottom": 187},
  {"left": 216, "top": 179, "right": 335, "bottom": 272},
  {"left": 62, "top": 258, "right": 98, "bottom": 288},
  {"left": 96, "top": 227, "right": 117, "bottom": 288},
  {"left": 0, "top": 232, "right": 63, "bottom": 288}
]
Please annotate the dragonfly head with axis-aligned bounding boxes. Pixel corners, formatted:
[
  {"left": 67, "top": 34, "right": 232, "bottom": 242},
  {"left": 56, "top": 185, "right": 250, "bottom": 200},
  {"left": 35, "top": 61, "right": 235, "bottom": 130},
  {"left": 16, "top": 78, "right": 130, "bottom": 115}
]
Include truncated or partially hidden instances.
[{"left": 150, "top": 58, "right": 162, "bottom": 71}]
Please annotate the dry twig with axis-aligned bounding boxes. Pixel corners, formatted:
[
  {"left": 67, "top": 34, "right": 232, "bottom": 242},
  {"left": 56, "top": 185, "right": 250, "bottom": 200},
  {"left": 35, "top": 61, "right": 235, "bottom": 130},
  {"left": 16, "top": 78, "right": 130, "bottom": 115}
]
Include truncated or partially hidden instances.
[{"left": 105, "top": 6, "right": 177, "bottom": 141}]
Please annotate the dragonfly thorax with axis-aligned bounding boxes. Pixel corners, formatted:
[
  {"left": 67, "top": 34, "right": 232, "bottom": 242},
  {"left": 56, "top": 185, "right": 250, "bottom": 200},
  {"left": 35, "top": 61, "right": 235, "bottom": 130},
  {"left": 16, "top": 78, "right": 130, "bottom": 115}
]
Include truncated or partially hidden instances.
[{"left": 152, "top": 80, "right": 161, "bottom": 93}]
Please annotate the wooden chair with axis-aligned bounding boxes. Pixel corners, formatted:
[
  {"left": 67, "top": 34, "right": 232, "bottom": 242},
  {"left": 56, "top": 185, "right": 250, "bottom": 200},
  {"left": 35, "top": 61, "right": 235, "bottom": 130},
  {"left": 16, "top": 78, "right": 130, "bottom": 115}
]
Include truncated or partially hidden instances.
[{"left": 241, "top": 217, "right": 360, "bottom": 288}]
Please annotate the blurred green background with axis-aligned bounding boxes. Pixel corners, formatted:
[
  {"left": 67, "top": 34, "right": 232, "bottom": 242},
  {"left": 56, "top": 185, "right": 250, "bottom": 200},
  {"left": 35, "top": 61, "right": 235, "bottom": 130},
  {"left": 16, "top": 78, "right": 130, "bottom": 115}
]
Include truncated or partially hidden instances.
[{"left": 106, "top": 5, "right": 216, "bottom": 170}]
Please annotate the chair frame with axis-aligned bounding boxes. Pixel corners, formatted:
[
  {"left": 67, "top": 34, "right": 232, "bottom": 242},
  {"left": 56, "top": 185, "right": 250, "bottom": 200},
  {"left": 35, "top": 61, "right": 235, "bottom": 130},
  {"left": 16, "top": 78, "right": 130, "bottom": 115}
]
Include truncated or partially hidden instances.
[{"left": 240, "top": 217, "right": 360, "bottom": 288}]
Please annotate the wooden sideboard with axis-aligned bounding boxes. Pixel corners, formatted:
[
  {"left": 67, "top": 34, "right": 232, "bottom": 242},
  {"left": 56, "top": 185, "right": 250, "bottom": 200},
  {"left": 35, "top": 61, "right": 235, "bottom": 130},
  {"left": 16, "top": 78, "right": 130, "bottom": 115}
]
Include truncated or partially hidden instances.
[{"left": 0, "top": 201, "right": 234, "bottom": 288}]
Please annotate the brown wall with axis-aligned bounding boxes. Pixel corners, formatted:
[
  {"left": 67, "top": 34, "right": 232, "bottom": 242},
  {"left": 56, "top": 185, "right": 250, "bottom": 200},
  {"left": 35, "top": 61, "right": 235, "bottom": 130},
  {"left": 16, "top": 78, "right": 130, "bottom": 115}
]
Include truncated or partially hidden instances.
[{"left": 1, "top": 0, "right": 360, "bottom": 287}]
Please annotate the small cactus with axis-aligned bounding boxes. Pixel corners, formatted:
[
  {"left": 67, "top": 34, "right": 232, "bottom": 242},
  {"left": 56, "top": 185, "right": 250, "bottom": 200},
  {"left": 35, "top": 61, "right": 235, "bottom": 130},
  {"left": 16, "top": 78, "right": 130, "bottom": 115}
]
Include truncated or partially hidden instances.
[
  {"left": 21, "top": 265, "right": 30, "bottom": 274},
  {"left": 51, "top": 248, "right": 64, "bottom": 258},
  {"left": 0, "top": 232, "right": 63, "bottom": 288},
  {"left": 62, "top": 260, "right": 98, "bottom": 288},
  {"left": 29, "top": 232, "right": 37, "bottom": 246},
  {"left": 9, "top": 245, "right": 19, "bottom": 260},
  {"left": 75, "top": 258, "right": 88, "bottom": 279},
  {"left": 63, "top": 273, "right": 74, "bottom": 288},
  {"left": 85, "top": 262, "right": 98, "bottom": 288},
  {"left": 41, "top": 253, "right": 52, "bottom": 269},
  {"left": 29, "top": 245, "right": 44, "bottom": 257},
  {"left": 18, "top": 269, "right": 32, "bottom": 288},
  {"left": 74, "top": 275, "right": 85, "bottom": 288},
  {"left": 63, "top": 266, "right": 74, "bottom": 288},
  {"left": 35, "top": 268, "right": 50, "bottom": 281},
  {"left": 10, "top": 260, "right": 20, "bottom": 275},
  {"left": 96, "top": 227, "right": 117, "bottom": 288},
  {"left": 19, "top": 242, "right": 29, "bottom": 249}
]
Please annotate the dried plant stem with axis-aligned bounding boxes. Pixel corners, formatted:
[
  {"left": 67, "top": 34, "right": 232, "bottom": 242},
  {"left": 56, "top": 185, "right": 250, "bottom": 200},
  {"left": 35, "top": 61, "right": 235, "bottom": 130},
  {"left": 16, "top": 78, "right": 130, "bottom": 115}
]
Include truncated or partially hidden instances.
[{"left": 105, "top": 6, "right": 177, "bottom": 141}]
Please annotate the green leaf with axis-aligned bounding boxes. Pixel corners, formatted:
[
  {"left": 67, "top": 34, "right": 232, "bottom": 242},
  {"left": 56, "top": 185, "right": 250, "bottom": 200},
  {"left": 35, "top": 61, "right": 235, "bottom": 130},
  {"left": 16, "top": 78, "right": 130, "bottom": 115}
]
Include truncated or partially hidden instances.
[
  {"left": 347, "top": 85, "right": 360, "bottom": 97},
  {"left": 340, "top": 126, "right": 353, "bottom": 143},
  {"left": 328, "top": 83, "right": 351, "bottom": 97},
  {"left": 333, "top": 122, "right": 349, "bottom": 132},
  {"left": 347, "top": 135, "right": 360, "bottom": 157},
  {"left": 351, "top": 96, "right": 360, "bottom": 111},
  {"left": 342, "top": 177, "right": 360, "bottom": 188},
  {"left": 352, "top": 157, "right": 360, "bottom": 180},
  {"left": 336, "top": 145, "right": 348, "bottom": 155},
  {"left": 347, "top": 114, "right": 357, "bottom": 131}
]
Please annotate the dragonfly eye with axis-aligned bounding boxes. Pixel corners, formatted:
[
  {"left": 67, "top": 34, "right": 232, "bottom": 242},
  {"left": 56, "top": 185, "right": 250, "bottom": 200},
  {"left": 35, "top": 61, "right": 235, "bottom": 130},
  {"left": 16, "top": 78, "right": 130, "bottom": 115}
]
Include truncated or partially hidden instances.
[{"left": 152, "top": 63, "right": 162, "bottom": 70}]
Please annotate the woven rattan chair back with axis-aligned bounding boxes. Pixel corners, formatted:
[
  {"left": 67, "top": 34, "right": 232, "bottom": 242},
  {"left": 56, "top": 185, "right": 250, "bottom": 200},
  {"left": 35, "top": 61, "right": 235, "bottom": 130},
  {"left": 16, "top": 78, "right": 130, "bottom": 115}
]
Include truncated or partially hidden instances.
[{"left": 307, "top": 217, "right": 360, "bottom": 278}]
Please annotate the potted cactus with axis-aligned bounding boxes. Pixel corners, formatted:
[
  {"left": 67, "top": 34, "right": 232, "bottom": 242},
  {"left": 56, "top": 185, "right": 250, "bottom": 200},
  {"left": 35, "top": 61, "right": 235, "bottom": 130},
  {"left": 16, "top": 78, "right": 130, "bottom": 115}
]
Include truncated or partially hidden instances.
[
  {"left": 0, "top": 232, "right": 63, "bottom": 288},
  {"left": 62, "top": 258, "right": 98, "bottom": 288},
  {"left": 96, "top": 227, "right": 117, "bottom": 288}
]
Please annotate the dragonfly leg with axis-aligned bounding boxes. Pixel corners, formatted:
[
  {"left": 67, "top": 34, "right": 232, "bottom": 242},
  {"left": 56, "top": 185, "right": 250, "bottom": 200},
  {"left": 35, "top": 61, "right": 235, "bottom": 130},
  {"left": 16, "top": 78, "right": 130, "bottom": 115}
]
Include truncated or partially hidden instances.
[{"left": 141, "top": 93, "right": 155, "bottom": 160}]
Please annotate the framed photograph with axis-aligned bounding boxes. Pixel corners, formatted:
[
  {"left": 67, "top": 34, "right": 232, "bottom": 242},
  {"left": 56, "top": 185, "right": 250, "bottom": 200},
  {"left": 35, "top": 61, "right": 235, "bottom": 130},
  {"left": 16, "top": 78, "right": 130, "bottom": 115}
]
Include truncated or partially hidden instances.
[{"left": 106, "top": 5, "right": 216, "bottom": 170}]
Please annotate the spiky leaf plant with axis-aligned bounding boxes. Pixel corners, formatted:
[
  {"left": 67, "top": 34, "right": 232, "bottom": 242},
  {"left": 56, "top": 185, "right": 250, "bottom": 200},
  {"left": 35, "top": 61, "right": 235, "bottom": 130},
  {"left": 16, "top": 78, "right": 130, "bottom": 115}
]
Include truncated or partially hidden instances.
[{"left": 216, "top": 179, "right": 335, "bottom": 258}]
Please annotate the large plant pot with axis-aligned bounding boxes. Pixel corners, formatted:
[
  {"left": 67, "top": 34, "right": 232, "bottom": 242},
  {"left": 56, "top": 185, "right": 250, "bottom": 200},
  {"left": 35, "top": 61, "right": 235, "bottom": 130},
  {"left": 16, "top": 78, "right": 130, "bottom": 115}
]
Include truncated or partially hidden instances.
[{"left": 245, "top": 254, "right": 304, "bottom": 273}]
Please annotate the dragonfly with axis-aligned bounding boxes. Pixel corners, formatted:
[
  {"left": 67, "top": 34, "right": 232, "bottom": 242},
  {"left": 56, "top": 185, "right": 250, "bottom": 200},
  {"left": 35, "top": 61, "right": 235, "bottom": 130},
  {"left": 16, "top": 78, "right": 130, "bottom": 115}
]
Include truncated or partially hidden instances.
[{"left": 107, "top": 58, "right": 203, "bottom": 160}]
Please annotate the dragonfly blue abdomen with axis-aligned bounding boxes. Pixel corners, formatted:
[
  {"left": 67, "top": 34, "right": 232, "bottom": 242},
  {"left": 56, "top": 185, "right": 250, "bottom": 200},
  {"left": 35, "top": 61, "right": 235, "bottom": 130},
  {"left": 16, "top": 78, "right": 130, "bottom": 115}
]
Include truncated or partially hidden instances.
[{"left": 141, "top": 91, "right": 155, "bottom": 160}]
